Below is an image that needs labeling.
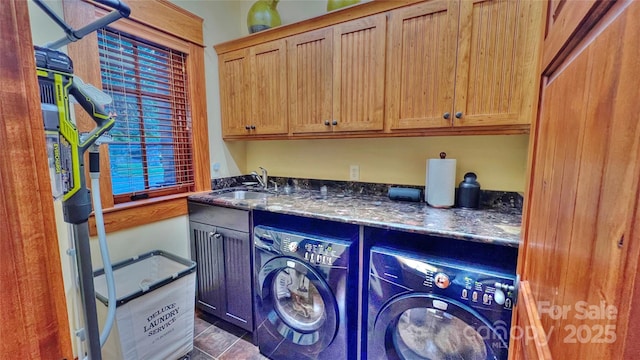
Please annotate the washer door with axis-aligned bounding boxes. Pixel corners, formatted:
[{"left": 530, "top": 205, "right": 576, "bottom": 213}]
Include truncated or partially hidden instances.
[
  {"left": 258, "top": 257, "right": 339, "bottom": 351},
  {"left": 373, "top": 294, "right": 507, "bottom": 360}
]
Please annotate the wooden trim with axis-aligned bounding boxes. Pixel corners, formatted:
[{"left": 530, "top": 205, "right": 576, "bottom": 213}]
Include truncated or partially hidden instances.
[
  {"left": 0, "top": 1, "right": 72, "bottom": 358},
  {"left": 214, "top": 0, "right": 424, "bottom": 54},
  {"left": 95, "top": 7, "right": 192, "bottom": 53},
  {"left": 86, "top": 0, "right": 204, "bottom": 46},
  {"left": 515, "top": 281, "right": 553, "bottom": 360},
  {"left": 518, "top": 0, "right": 549, "bottom": 278},
  {"left": 188, "top": 43, "right": 211, "bottom": 192},
  {"left": 542, "top": 0, "right": 615, "bottom": 74},
  {"left": 88, "top": 193, "right": 190, "bottom": 236},
  {"left": 620, "top": 127, "right": 640, "bottom": 360},
  {"left": 223, "top": 124, "right": 530, "bottom": 140}
]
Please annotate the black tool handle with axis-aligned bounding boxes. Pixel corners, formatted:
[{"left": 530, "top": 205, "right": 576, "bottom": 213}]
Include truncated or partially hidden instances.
[{"left": 36, "top": 0, "right": 131, "bottom": 49}]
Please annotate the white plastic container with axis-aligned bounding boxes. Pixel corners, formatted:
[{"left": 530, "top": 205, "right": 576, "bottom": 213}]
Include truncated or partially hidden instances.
[{"left": 94, "top": 250, "right": 196, "bottom": 360}]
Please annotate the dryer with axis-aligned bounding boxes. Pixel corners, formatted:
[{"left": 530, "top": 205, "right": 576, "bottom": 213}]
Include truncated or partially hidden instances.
[
  {"left": 254, "top": 225, "right": 358, "bottom": 360},
  {"left": 367, "top": 246, "right": 517, "bottom": 360}
]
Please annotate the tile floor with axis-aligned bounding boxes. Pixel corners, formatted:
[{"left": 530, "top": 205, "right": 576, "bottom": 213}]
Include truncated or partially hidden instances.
[{"left": 183, "top": 311, "right": 268, "bottom": 360}]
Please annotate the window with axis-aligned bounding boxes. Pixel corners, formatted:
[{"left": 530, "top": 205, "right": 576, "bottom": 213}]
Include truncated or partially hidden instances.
[
  {"left": 98, "top": 28, "right": 194, "bottom": 203},
  {"left": 64, "top": 0, "right": 209, "bottom": 234}
]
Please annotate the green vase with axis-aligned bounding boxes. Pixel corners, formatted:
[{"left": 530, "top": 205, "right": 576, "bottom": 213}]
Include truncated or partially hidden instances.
[
  {"left": 247, "top": 0, "right": 282, "bottom": 34},
  {"left": 327, "top": 0, "right": 360, "bottom": 12}
]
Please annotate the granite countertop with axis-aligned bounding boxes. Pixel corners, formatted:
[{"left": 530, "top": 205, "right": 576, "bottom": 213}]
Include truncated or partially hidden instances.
[{"left": 188, "top": 188, "right": 522, "bottom": 248}]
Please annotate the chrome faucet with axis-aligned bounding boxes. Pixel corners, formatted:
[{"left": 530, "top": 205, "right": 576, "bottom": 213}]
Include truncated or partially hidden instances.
[
  {"left": 259, "top": 167, "right": 268, "bottom": 188},
  {"left": 250, "top": 167, "right": 269, "bottom": 189}
]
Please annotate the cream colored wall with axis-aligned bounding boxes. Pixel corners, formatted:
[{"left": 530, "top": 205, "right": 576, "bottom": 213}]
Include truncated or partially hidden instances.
[
  {"left": 172, "top": 0, "right": 247, "bottom": 178},
  {"left": 88, "top": 216, "right": 190, "bottom": 268},
  {"left": 246, "top": 135, "right": 529, "bottom": 191},
  {"left": 239, "top": 0, "right": 372, "bottom": 35},
  {"left": 240, "top": 0, "right": 325, "bottom": 35}
]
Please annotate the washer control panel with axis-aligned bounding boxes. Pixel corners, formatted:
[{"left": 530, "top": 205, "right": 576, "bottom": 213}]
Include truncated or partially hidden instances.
[
  {"left": 302, "top": 243, "right": 339, "bottom": 265},
  {"left": 259, "top": 227, "right": 349, "bottom": 267}
]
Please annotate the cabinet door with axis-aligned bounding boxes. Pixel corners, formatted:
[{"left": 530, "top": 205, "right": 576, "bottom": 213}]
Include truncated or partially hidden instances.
[
  {"left": 332, "top": 14, "right": 386, "bottom": 132},
  {"left": 521, "top": 1, "right": 640, "bottom": 358},
  {"left": 386, "top": 0, "right": 458, "bottom": 130},
  {"left": 220, "top": 228, "right": 253, "bottom": 332},
  {"left": 287, "top": 28, "right": 334, "bottom": 134},
  {"left": 543, "top": 0, "right": 615, "bottom": 70},
  {"left": 219, "top": 48, "right": 251, "bottom": 137},
  {"left": 453, "top": 0, "right": 544, "bottom": 127},
  {"left": 190, "top": 221, "right": 223, "bottom": 317},
  {"left": 250, "top": 40, "right": 288, "bottom": 135}
]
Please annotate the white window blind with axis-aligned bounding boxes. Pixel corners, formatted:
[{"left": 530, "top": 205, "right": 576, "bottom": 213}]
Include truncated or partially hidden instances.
[{"left": 97, "top": 28, "right": 193, "bottom": 202}]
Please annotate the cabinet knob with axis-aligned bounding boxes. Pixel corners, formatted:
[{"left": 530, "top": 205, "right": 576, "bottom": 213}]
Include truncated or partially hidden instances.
[
  {"left": 455, "top": 112, "right": 463, "bottom": 119},
  {"left": 245, "top": 125, "right": 250, "bottom": 130},
  {"left": 324, "top": 120, "right": 330, "bottom": 126},
  {"left": 443, "top": 112, "right": 450, "bottom": 120},
  {"left": 332, "top": 120, "right": 338, "bottom": 126},
  {"left": 250, "top": 125, "right": 256, "bottom": 130},
  {"left": 214, "top": 233, "right": 221, "bottom": 239},
  {"left": 208, "top": 232, "right": 215, "bottom": 237}
]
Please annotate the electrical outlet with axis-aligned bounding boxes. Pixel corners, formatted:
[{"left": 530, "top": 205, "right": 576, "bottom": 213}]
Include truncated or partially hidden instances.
[{"left": 350, "top": 165, "right": 360, "bottom": 181}]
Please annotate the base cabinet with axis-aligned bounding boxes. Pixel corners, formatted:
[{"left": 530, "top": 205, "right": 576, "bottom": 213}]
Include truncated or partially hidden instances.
[{"left": 188, "top": 203, "right": 253, "bottom": 332}]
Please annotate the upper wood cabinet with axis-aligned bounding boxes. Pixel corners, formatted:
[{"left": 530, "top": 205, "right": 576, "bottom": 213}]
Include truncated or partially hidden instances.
[
  {"left": 287, "top": 28, "right": 334, "bottom": 134},
  {"left": 219, "top": 48, "right": 250, "bottom": 137},
  {"left": 386, "top": 0, "right": 545, "bottom": 130},
  {"left": 215, "top": 0, "right": 544, "bottom": 139},
  {"left": 386, "top": 0, "right": 458, "bottom": 130},
  {"left": 219, "top": 40, "right": 288, "bottom": 137},
  {"left": 288, "top": 14, "right": 386, "bottom": 134},
  {"left": 453, "top": 0, "right": 543, "bottom": 127}
]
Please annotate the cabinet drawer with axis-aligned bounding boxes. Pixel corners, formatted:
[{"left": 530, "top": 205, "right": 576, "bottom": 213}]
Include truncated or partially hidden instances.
[{"left": 188, "top": 202, "right": 249, "bottom": 232}]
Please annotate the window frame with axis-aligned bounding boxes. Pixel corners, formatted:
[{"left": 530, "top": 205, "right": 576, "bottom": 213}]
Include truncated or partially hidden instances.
[
  {"left": 63, "top": 0, "right": 210, "bottom": 234},
  {"left": 98, "top": 27, "right": 194, "bottom": 202}
]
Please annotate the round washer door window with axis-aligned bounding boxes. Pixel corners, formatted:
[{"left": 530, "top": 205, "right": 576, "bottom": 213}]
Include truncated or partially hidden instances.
[
  {"left": 273, "top": 267, "right": 326, "bottom": 332},
  {"left": 393, "top": 307, "right": 487, "bottom": 360}
]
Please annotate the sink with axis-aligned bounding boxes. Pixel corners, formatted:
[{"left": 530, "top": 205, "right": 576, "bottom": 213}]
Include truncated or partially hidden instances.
[{"left": 213, "top": 190, "right": 274, "bottom": 200}]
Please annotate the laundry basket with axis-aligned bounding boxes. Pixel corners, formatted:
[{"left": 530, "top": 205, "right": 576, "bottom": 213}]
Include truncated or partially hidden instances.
[{"left": 93, "top": 250, "right": 196, "bottom": 360}]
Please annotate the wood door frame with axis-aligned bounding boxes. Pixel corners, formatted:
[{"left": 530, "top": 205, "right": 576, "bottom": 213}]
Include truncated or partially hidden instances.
[{"left": 0, "top": 1, "right": 72, "bottom": 358}]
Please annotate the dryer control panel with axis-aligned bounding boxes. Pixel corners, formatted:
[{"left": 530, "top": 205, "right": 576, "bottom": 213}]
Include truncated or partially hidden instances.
[{"left": 370, "top": 247, "right": 517, "bottom": 313}]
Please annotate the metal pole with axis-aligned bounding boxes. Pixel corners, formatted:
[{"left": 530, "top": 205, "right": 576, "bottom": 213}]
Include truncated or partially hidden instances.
[{"left": 72, "top": 223, "right": 102, "bottom": 360}]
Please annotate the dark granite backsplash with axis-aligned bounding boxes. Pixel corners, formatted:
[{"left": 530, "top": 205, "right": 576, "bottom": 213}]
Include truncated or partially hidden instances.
[{"left": 212, "top": 175, "right": 523, "bottom": 213}]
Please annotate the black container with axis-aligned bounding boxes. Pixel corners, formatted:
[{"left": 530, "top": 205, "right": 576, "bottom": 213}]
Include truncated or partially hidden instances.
[{"left": 457, "top": 172, "right": 481, "bottom": 209}]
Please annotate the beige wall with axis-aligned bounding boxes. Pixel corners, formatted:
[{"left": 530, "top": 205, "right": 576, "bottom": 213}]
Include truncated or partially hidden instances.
[
  {"left": 246, "top": 135, "right": 529, "bottom": 191},
  {"left": 174, "top": 0, "right": 247, "bottom": 178},
  {"left": 240, "top": 0, "right": 327, "bottom": 35}
]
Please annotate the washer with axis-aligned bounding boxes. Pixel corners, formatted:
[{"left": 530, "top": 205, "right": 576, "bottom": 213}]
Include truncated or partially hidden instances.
[
  {"left": 254, "top": 225, "right": 357, "bottom": 360},
  {"left": 367, "top": 246, "right": 517, "bottom": 360}
]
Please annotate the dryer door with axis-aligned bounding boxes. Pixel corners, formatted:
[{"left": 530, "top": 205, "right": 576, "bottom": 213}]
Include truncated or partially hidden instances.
[
  {"left": 257, "top": 256, "right": 339, "bottom": 352},
  {"left": 372, "top": 294, "right": 508, "bottom": 360}
]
